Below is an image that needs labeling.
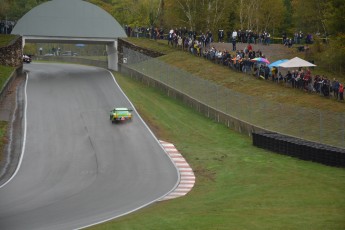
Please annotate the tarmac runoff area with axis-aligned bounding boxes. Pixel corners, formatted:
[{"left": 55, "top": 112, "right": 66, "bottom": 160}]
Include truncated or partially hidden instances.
[{"left": 159, "top": 140, "right": 196, "bottom": 201}]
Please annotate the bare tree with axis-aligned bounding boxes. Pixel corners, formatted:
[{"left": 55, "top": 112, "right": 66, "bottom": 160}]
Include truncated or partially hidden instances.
[{"left": 176, "top": 0, "right": 197, "bottom": 31}]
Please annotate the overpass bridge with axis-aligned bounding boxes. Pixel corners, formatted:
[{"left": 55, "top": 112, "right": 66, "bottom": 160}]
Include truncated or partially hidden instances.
[{"left": 11, "top": 0, "right": 127, "bottom": 70}]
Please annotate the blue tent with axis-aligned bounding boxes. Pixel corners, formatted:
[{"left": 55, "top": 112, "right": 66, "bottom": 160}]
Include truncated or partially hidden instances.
[{"left": 268, "top": 59, "right": 289, "bottom": 68}]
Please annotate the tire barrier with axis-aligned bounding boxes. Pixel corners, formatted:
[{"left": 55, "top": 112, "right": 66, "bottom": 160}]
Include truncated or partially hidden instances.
[{"left": 252, "top": 132, "right": 345, "bottom": 168}]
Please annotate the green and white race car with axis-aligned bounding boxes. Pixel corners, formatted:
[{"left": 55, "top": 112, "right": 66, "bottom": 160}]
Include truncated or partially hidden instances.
[{"left": 109, "top": 107, "right": 133, "bottom": 123}]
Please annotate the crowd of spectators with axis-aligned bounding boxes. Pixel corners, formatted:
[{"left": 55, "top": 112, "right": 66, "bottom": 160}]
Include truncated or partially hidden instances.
[
  {"left": 0, "top": 20, "right": 16, "bottom": 34},
  {"left": 125, "top": 26, "right": 275, "bottom": 46},
  {"left": 131, "top": 26, "right": 343, "bottom": 102},
  {"left": 279, "top": 69, "right": 343, "bottom": 100}
]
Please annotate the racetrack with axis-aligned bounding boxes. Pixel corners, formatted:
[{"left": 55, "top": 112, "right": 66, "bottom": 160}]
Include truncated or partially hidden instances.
[{"left": 0, "top": 63, "right": 179, "bottom": 230}]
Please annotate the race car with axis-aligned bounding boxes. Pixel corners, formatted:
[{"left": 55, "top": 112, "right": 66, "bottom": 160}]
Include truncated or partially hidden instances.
[{"left": 109, "top": 107, "right": 132, "bottom": 123}]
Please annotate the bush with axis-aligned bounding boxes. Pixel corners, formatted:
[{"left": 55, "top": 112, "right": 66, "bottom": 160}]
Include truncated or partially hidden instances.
[{"left": 308, "top": 34, "right": 345, "bottom": 74}]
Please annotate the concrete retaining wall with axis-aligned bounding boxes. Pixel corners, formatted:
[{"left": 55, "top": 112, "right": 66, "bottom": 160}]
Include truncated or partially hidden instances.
[{"left": 117, "top": 39, "right": 164, "bottom": 65}]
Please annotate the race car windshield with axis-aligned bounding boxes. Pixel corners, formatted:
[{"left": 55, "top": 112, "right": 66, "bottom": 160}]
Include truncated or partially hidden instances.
[{"left": 117, "top": 111, "right": 129, "bottom": 115}]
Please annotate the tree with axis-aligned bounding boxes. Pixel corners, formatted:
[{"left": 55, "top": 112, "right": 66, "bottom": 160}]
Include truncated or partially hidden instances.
[
  {"left": 259, "top": 0, "right": 285, "bottom": 34},
  {"left": 326, "top": 0, "right": 345, "bottom": 35},
  {"left": 175, "top": 0, "right": 198, "bottom": 31},
  {"left": 0, "top": 0, "right": 11, "bottom": 19},
  {"left": 291, "top": 0, "right": 329, "bottom": 35},
  {"left": 148, "top": 0, "right": 165, "bottom": 27},
  {"left": 281, "top": 0, "right": 293, "bottom": 35}
]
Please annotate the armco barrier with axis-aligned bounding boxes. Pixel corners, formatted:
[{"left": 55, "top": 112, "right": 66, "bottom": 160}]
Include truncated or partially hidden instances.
[{"left": 253, "top": 132, "right": 345, "bottom": 167}]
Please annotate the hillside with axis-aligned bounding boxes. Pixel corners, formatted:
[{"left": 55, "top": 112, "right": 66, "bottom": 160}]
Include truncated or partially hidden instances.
[{"left": 125, "top": 38, "right": 344, "bottom": 113}]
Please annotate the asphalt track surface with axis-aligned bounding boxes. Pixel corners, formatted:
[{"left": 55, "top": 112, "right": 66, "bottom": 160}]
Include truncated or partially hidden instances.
[{"left": 0, "top": 63, "right": 179, "bottom": 230}]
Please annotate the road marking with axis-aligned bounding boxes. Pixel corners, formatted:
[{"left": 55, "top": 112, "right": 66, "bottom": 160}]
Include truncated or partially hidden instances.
[{"left": 159, "top": 140, "right": 196, "bottom": 201}]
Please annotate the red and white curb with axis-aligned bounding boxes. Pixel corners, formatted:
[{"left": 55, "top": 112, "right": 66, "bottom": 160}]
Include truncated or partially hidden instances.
[{"left": 159, "top": 140, "right": 195, "bottom": 201}]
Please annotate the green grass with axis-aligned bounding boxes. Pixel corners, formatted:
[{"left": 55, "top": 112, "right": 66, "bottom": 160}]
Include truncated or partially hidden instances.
[
  {"left": 0, "top": 121, "right": 8, "bottom": 162},
  {"left": 87, "top": 72, "right": 345, "bottom": 230},
  {"left": 0, "top": 34, "right": 16, "bottom": 163},
  {"left": 0, "top": 65, "right": 14, "bottom": 91},
  {"left": 0, "top": 64, "right": 12, "bottom": 162},
  {"left": 0, "top": 34, "right": 17, "bottom": 47}
]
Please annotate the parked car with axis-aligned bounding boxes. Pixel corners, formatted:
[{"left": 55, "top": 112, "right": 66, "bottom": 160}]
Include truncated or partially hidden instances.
[{"left": 23, "top": 54, "right": 32, "bottom": 63}]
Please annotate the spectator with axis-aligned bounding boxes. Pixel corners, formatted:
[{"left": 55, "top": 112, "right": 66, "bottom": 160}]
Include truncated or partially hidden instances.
[
  {"left": 177, "top": 36, "right": 183, "bottom": 49},
  {"left": 232, "top": 37, "right": 236, "bottom": 51},
  {"left": 298, "top": 31, "right": 303, "bottom": 44},
  {"left": 247, "top": 43, "right": 253, "bottom": 52},
  {"left": 282, "top": 31, "right": 287, "bottom": 44},
  {"left": 278, "top": 72, "right": 284, "bottom": 82},
  {"left": 154, "top": 26, "right": 343, "bottom": 103},
  {"left": 265, "top": 32, "right": 271, "bottom": 45},
  {"left": 294, "top": 31, "right": 298, "bottom": 44},
  {"left": 218, "top": 29, "right": 224, "bottom": 42},
  {"left": 339, "top": 83, "right": 344, "bottom": 100},
  {"left": 306, "top": 34, "right": 313, "bottom": 44},
  {"left": 264, "top": 65, "right": 270, "bottom": 80},
  {"left": 271, "top": 66, "right": 277, "bottom": 81},
  {"left": 284, "top": 70, "right": 292, "bottom": 83},
  {"left": 168, "top": 29, "right": 174, "bottom": 46},
  {"left": 331, "top": 78, "right": 340, "bottom": 99},
  {"left": 322, "top": 77, "right": 330, "bottom": 97},
  {"left": 232, "top": 30, "right": 237, "bottom": 42}
]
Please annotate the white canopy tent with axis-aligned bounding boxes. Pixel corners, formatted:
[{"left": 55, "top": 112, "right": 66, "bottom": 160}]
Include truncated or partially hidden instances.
[{"left": 278, "top": 57, "right": 316, "bottom": 68}]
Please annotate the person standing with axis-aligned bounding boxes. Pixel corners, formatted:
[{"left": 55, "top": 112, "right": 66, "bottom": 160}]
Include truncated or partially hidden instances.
[
  {"left": 339, "top": 83, "right": 344, "bottom": 100},
  {"left": 332, "top": 78, "right": 340, "bottom": 99},
  {"left": 232, "top": 30, "right": 237, "bottom": 41},
  {"left": 231, "top": 30, "right": 237, "bottom": 51}
]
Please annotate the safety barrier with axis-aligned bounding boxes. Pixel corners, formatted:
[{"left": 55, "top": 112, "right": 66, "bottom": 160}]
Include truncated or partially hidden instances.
[{"left": 253, "top": 132, "right": 345, "bottom": 167}]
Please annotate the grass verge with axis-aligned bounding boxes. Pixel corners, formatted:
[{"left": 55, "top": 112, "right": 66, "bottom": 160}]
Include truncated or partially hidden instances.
[
  {"left": 0, "top": 65, "right": 15, "bottom": 90},
  {"left": 0, "top": 34, "right": 17, "bottom": 48},
  {"left": 0, "top": 64, "right": 13, "bottom": 162},
  {"left": 125, "top": 38, "right": 344, "bottom": 112},
  {"left": 87, "top": 72, "right": 345, "bottom": 230},
  {"left": 0, "top": 121, "right": 8, "bottom": 162}
]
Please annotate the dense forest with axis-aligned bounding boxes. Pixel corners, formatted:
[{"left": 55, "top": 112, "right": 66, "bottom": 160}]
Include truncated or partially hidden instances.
[
  {"left": 1, "top": 0, "right": 344, "bottom": 37},
  {"left": 1, "top": 0, "right": 344, "bottom": 73}
]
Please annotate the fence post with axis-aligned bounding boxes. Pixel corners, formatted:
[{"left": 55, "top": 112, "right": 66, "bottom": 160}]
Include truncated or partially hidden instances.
[
  {"left": 343, "top": 113, "right": 345, "bottom": 148},
  {"left": 226, "top": 88, "right": 229, "bottom": 114},
  {"left": 216, "top": 85, "right": 218, "bottom": 110}
]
